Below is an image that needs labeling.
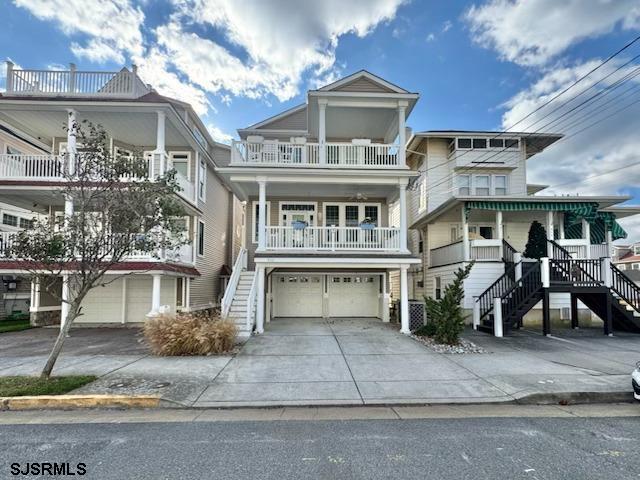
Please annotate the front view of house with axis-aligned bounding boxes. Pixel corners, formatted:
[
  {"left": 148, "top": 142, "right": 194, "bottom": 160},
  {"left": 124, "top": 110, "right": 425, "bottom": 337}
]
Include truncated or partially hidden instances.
[{"left": 218, "top": 71, "right": 421, "bottom": 337}]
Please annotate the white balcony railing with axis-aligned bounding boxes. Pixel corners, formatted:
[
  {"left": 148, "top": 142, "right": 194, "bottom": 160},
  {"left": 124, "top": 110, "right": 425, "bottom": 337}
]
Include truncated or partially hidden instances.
[
  {"left": 0, "top": 231, "right": 193, "bottom": 265},
  {"left": 469, "top": 239, "right": 502, "bottom": 261},
  {"left": 231, "top": 141, "right": 402, "bottom": 168},
  {"left": 263, "top": 226, "right": 401, "bottom": 251},
  {"left": 430, "top": 241, "right": 463, "bottom": 267},
  {"left": 5, "top": 63, "right": 150, "bottom": 98}
]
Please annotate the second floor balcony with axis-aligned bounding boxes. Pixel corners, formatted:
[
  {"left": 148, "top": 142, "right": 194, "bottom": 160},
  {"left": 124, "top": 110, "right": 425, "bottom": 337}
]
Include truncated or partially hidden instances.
[
  {"left": 262, "top": 225, "right": 401, "bottom": 252},
  {"left": 231, "top": 140, "right": 403, "bottom": 168}
]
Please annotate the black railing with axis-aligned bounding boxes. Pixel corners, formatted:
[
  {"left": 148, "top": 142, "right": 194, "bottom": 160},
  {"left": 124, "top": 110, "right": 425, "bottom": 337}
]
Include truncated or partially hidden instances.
[
  {"left": 611, "top": 263, "right": 640, "bottom": 314},
  {"left": 501, "top": 262, "right": 542, "bottom": 325},
  {"left": 477, "top": 262, "right": 517, "bottom": 321},
  {"left": 502, "top": 240, "right": 517, "bottom": 264},
  {"left": 550, "top": 258, "right": 602, "bottom": 286}
]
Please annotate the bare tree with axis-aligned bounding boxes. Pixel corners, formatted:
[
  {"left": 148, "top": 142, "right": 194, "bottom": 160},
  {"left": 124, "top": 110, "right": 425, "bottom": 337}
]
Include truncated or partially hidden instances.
[{"left": 9, "top": 122, "right": 188, "bottom": 378}]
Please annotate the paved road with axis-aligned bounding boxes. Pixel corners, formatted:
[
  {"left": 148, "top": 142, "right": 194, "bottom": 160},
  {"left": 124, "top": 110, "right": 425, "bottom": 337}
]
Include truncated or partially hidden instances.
[{"left": 1, "top": 413, "right": 639, "bottom": 479}]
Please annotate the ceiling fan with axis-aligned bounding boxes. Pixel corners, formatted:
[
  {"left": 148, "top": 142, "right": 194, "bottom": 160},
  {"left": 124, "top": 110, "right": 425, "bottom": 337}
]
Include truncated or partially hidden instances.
[{"left": 348, "top": 192, "right": 369, "bottom": 201}]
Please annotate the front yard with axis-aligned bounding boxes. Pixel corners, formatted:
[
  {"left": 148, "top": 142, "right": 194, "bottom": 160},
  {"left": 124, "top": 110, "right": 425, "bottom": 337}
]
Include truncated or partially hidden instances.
[
  {"left": 0, "top": 376, "right": 97, "bottom": 397},
  {"left": 0, "top": 318, "right": 32, "bottom": 334}
]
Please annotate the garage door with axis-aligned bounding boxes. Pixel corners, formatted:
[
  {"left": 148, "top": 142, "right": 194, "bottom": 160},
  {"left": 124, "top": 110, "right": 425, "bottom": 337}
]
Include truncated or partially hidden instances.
[
  {"left": 328, "top": 275, "right": 379, "bottom": 317},
  {"left": 273, "top": 275, "right": 323, "bottom": 317}
]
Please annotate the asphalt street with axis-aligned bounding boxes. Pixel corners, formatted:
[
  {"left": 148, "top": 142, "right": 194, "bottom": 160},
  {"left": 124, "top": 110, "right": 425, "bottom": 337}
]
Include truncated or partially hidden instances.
[{"left": 1, "top": 413, "right": 639, "bottom": 479}]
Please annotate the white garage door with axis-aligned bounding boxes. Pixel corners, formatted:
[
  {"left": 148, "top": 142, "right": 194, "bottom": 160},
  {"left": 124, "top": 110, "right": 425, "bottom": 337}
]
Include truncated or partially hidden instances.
[
  {"left": 328, "top": 275, "right": 379, "bottom": 318},
  {"left": 273, "top": 275, "right": 323, "bottom": 317}
]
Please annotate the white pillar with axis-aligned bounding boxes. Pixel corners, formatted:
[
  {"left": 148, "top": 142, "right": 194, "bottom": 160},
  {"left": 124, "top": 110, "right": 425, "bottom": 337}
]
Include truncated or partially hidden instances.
[
  {"left": 514, "top": 252, "right": 523, "bottom": 281},
  {"left": 558, "top": 213, "right": 565, "bottom": 239},
  {"left": 256, "top": 266, "right": 265, "bottom": 334},
  {"left": 60, "top": 274, "right": 70, "bottom": 331},
  {"left": 399, "top": 182, "right": 408, "bottom": 252},
  {"left": 66, "top": 109, "right": 77, "bottom": 176},
  {"left": 496, "top": 210, "right": 503, "bottom": 257},
  {"left": 582, "top": 218, "right": 591, "bottom": 259},
  {"left": 318, "top": 99, "right": 327, "bottom": 165},
  {"left": 257, "top": 180, "right": 267, "bottom": 250},
  {"left": 541, "top": 257, "right": 550, "bottom": 288},
  {"left": 398, "top": 102, "right": 407, "bottom": 167},
  {"left": 493, "top": 297, "right": 503, "bottom": 338},
  {"left": 605, "top": 229, "right": 613, "bottom": 258},
  {"left": 185, "top": 277, "right": 191, "bottom": 309},
  {"left": 400, "top": 266, "right": 410, "bottom": 334},
  {"left": 472, "top": 297, "right": 480, "bottom": 330},
  {"left": 64, "top": 194, "right": 74, "bottom": 231},
  {"left": 601, "top": 257, "right": 612, "bottom": 287},
  {"left": 5, "top": 61, "right": 14, "bottom": 92},
  {"left": 462, "top": 207, "right": 470, "bottom": 261},
  {"left": 155, "top": 111, "right": 166, "bottom": 174},
  {"left": 546, "top": 211, "right": 554, "bottom": 257},
  {"left": 147, "top": 274, "right": 162, "bottom": 317}
]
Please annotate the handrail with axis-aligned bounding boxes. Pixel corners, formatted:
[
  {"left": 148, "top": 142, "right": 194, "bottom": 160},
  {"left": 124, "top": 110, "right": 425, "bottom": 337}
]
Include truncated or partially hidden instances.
[
  {"left": 550, "top": 258, "right": 602, "bottom": 286},
  {"left": 548, "top": 239, "right": 571, "bottom": 260},
  {"left": 501, "top": 262, "right": 542, "bottom": 326},
  {"left": 246, "top": 270, "right": 259, "bottom": 330},
  {"left": 610, "top": 263, "right": 640, "bottom": 314},
  {"left": 476, "top": 261, "right": 518, "bottom": 321},
  {"left": 502, "top": 239, "right": 517, "bottom": 264},
  {"left": 430, "top": 240, "right": 463, "bottom": 252},
  {"left": 221, "top": 248, "right": 247, "bottom": 318}
]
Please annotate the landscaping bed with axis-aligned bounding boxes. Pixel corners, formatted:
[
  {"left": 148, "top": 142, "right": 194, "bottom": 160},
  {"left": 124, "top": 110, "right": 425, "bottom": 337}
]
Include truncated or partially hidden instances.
[
  {"left": 0, "top": 376, "right": 97, "bottom": 397},
  {"left": 411, "top": 333, "right": 486, "bottom": 354},
  {"left": 0, "top": 318, "right": 32, "bottom": 334}
]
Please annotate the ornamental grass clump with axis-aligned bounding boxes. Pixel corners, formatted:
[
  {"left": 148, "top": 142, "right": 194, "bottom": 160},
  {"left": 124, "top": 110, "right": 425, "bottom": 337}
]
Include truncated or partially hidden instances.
[{"left": 144, "top": 313, "right": 237, "bottom": 356}]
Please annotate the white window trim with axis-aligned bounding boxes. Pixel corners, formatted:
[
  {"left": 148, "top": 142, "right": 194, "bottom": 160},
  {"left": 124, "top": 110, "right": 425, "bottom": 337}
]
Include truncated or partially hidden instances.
[
  {"left": 434, "top": 276, "right": 442, "bottom": 300},
  {"left": 455, "top": 137, "right": 520, "bottom": 151},
  {"left": 473, "top": 174, "right": 490, "bottom": 196},
  {"left": 418, "top": 159, "right": 427, "bottom": 213},
  {"left": 278, "top": 201, "right": 318, "bottom": 226},
  {"left": 197, "top": 219, "right": 205, "bottom": 257},
  {"left": 457, "top": 174, "right": 471, "bottom": 196},
  {"left": 252, "top": 201, "right": 271, "bottom": 244},
  {"left": 322, "top": 202, "right": 382, "bottom": 227},
  {"left": 197, "top": 156, "right": 206, "bottom": 202},
  {"left": 493, "top": 174, "right": 508, "bottom": 195},
  {"left": 170, "top": 151, "right": 192, "bottom": 180}
]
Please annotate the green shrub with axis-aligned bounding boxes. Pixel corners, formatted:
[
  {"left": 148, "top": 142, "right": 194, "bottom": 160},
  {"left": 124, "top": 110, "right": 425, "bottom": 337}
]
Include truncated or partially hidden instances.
[
  {"left": 424, "top": 263, "right": 473, "bottom": 345},
  {"left": 144, "top": 313, "right": 237, "bottom": 356},
  {"left": 414, "top": 322, "right": 437, "bottom": 337},
  {"left": 523, "top": 220, "right": 548, "bottom": 259}
]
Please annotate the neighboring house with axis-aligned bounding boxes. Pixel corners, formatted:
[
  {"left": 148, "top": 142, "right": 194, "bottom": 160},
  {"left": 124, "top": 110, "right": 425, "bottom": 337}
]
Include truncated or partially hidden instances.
[
  {"left": 0, "top": 62, "right": 243, "bottom": 326},
  {"left": 614, "top": 242, "right": 640, "bottom": 272},
  {"left": 406, "top": 131, "right": 640, "bottom": 335},
  {"left": 217, "top": 71, "right": 421, "bottom": 337}
]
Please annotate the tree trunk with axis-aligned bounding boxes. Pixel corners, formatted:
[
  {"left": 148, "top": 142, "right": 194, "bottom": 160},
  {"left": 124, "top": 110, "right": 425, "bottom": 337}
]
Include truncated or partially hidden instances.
[{"left": 40, "top": 309, "right": 77, "bottom": 379}]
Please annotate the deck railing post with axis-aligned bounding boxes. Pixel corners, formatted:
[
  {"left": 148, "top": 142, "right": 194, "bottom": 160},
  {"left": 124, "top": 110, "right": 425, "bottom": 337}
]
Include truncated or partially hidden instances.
[
  {"left": 514, "top": 253, "right": 523, "bottom": 282},
  {"left": 472, "top": 297, "right": 480, "bottom": 330},
  {"left": 68, "top": 63, "right": 76, "bottom": 94},
  {"left": 5, "top": 61, "right": 14, "bottom": 93},
  {"left": 541, "top": 257, "right": 550, "bottom": 288},
  {"left": 493, "top": 297, "right": 503, "bottom": 337}
]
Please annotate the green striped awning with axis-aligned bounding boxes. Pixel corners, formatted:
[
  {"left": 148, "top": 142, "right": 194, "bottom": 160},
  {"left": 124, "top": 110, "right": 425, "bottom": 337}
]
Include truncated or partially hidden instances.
[{"left": 465, "top": 200, "right": 627, "bottom": 241}]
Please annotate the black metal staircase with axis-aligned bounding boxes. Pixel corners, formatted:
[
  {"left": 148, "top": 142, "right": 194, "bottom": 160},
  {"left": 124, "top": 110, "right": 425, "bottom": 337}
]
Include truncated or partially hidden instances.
[{"left": 475, "top": 240, "right": 640, "bottom": 336}]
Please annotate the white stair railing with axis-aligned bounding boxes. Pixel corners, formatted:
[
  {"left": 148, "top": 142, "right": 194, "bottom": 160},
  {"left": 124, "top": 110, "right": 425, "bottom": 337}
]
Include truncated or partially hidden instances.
[
  {"left": 245, "top": 270, "right": 259, "bottom": 331},
  {"left": 221, "top": 247, "right": 247, "bottom": 318}
]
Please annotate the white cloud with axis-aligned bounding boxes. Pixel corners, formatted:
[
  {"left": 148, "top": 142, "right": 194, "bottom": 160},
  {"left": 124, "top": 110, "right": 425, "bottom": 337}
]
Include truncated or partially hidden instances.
[
  {"left": 426, "top": 33, "right": 435, "bottom": 42},
  {"left": 442, "top": 20, "right": 452, "bottom": 33},
  {"left": 206, "top": 124, "right": 234, "bottom": 144},
  {"left": 14, "top": 0, "right": 145, "bottom": 62},
  {"left": 465, "top": 0, "right": 640, "bottom": 66}
]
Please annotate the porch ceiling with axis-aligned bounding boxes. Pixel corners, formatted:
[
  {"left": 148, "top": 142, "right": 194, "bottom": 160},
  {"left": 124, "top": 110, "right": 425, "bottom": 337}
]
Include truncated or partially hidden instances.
[{"left": 227, "top": 179, "right": 401, "bottom": 200}]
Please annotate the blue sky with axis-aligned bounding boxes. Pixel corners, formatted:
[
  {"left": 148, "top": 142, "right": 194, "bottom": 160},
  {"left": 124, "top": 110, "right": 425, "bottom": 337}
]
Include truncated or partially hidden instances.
[{"left": 1, "top": 0, "right": 640, "bottom": 238}]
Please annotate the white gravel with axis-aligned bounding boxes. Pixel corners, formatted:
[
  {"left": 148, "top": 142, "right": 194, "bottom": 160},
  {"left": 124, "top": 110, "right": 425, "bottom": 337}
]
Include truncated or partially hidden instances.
[{"left": 411, "top": 334, "right": 487, "bottom": 354}]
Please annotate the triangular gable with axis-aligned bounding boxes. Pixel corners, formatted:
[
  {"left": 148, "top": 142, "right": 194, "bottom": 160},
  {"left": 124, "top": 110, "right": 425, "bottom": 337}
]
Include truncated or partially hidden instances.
[
  {"left": 319, "top": 70, "right": 409, "bottom": 94},
  {"left": 247, "top": 104, "right": 307, "bottom": 131}
]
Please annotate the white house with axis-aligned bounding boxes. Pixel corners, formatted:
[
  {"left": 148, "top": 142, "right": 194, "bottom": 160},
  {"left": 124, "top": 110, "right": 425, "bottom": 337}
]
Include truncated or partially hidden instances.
[
  {"left": 0, "top": 62, "right": 243, "bottom": 327},
  {"left": 405, "top": 131, "right": 640, "bottom": 335},
  {"left": 217, "top": 71, "right": 421, "bottom": 337}
]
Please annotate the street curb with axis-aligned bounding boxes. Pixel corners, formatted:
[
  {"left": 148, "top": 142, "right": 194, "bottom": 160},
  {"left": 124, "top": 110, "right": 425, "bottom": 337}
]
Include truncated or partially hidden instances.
[
  {"left": 0, "top": 395, "right": 160, "bottom": 411},
  {"left": 513, "top": 391, "right": 634, "bottom": 405}
]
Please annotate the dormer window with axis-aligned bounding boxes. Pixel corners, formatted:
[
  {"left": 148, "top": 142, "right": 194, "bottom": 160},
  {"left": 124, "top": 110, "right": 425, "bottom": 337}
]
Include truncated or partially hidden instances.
[
  {"left": 472, "top": 138, "right": 487, "bottom": 149},
  {"left": 455, "top": 137, "right": 520, "bottom": 151},
  {"left": 457, "top": 138, "right": 472, "bottom": 149}
]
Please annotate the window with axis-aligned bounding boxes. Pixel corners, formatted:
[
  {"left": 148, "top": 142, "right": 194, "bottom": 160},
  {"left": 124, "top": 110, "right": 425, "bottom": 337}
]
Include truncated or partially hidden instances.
[
  {"left": 197, "top": 220, "right": 205, "bottom": 256},
  {"left": 252, "top": 201, "right": 271, "bottom": 244},
  {"left": 494, "top": 175, "right": 507, "bottom": 195},
  {"left": 435, "top": 276, "right": 442, "bottom": 300},
  {"left": 364, "top": 205, "right": 379, "bottom": 226},
  {"left": 634, "top": 245, "right": 640, "bottom": 255},
  {"left": 170, "top": 152, "right": 190, "bottom": 179},
  {"left": 479, "top": 226, "right": 493, "bottom": 239},
  {"left": 2, "top": 214, "right": 17, "bottom": 227},
  {"left": 451, "top": 226, "right": 459, "bottom": 242},
  {"left": 505, "top": 139, "right": 519, "bottom": 149},
  {"left": 198, "top": 160, "right": 206, "bottom": 200},
  {"left": 472, "top": 138, "right": 487, "bottom": 149},
  {"left": 325, "top": 205, "right": 339, "bottom": 226},
  {"left": 489, "top": 138, "right": 504, "bottom": 148},
  {"left": 418, "top": 238, "right": 424, "bottom": 253},
  {"left": 19, "top": 218, "right": 33, "bottom": 229},
  {"left": 475, "top": 175, "right": 490, "bottom": 195},
  {"left": 457, "top": 138, "right": 472, "bottom": 149},
  {"left": 633, "top": 263, "right": 640, "bottom": 270},
  {"left": 457, "top": 175, "right": 471, "bottom": 195}
]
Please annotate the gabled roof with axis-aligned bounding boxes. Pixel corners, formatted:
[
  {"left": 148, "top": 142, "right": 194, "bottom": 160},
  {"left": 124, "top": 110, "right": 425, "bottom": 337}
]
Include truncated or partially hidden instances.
[
  {"left": 315, "top": 70, "right": 412, "bottom": 94},
  {"left": 244, "top": 103, "right": 307, "bottom": 131}
]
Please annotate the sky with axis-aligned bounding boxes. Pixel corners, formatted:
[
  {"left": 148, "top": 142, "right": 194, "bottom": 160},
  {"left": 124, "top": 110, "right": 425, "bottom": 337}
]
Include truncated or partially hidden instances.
[{"left": 1, "top": 0, "right": 640, "bottom": 240}]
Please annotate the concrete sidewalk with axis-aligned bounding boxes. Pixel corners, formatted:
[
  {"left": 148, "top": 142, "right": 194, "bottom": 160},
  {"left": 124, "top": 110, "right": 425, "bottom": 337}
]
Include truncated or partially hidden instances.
[{"left": 0, "top": 321, "right": 637, "bottom": 407}]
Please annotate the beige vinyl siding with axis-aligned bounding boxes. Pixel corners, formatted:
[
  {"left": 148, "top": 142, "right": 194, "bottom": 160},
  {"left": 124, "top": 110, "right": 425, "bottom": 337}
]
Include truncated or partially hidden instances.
[
  {"left": 257, "top": 107, "right": 308, "bottom": 131},
  {"left": 190, "top": 165, "right": 232, "bottom": 309},
  {"left": 0, "top": 131, "right": 43, "bottom": 155},
  {"left": 426, "top": 139, "right": 453, "bottom": 212},
  {"left": 333, "top": 77, "right": 396, "bottom": 93}
]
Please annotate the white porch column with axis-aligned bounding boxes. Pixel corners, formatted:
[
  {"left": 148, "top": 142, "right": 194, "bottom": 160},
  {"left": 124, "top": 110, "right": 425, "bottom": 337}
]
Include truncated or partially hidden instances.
[
  {"left": 397, "top": 101, "right": 407, "bottom": 167},
  {"left": 558, "top": 213, "right": 565, "bottom": 239},
  {"left": 147, "top": 274, "right": 162, "bottom": 317},
  {"left": 400, "top": 266, "right": 410, "bottom": 334},
  {"left": 606, "top": 229, "right": 613, "bottom": 257},
  {"left": 493, "top": 297, "right": 503, "bottom": 338},
  {"left": 472, "top": 297, "right": 480, "bottom": 330},
  {"left": 462, "top": 207, "right": 470, "bottom": 261},
  {"left": 514, "top": 253, "right": 523, "bottom": 281},
  {"left": 601, "top": 257, "right": 613, "bottom": 287},
  {"left": 582, "top": 218, "right": 591, "bottom": 259},
  {"left": 257, "top": 179, "right": 267, "bottom": 250},
  {"left": 60, "top": 274, "right": 70, "bottom": 331},
  {"left": 318, "top": 99, "right": 327, "bottom": 165},
  {"left": 496, "top": 210, "right": 503, "bottom": 257},
  {"left": 381, "top": 272, "right": 390, "bottom": 323},
  {"left": 546, "top": 211, "right": 554, "bottom": 257},
  {"left": 155, "top": 111, "right": 166, "bottom": 174},
  {"left": 541, "top": 257, "right": 550, "bottom": 288},
  {"left": 5, "top": 61, "right": 14, "bottom": 92},
  {"left": 66, "top": 109, "right": 77, "bottom": 176},
  {"left": 399, "top": 181, "right": 408, "bottom": 252},
  {"left": 256, "top": 266, "right": 266, "bottom": 334}
]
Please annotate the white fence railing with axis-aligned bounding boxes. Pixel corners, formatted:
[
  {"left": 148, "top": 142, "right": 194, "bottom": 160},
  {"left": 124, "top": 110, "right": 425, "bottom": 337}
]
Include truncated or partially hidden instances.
[
  {"left": 263, "top": 226, "right": 401, "bottom": 251},
  {"left": 6, "top": 64, "right": 149, "bottom": 98},
  {"left": 221, "top": 248, "right": 247, "bottom": 318},
  {"left": 430, "top": 241, "right": 463, "bottom": 267},
  {"left": 469, "top": 239, "right": 502, "bottom": 261},
  {"left": 0, "top": 154, "right": 66, "bottom": 179},
  {"left": 232, "top": 140, "right": 402, "bottom": 167},
  {"left": 590, "top": 243, "right": 611, "bottom": 259}
]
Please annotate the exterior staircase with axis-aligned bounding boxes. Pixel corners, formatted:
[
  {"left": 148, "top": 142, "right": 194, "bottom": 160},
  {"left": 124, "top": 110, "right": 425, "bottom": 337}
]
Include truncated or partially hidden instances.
[
  {"left": 475, "top": 241, "right": 640, "bottom": 336},
  {"left": 227, "top": 271, "right": 257, "bottom": 338}
]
